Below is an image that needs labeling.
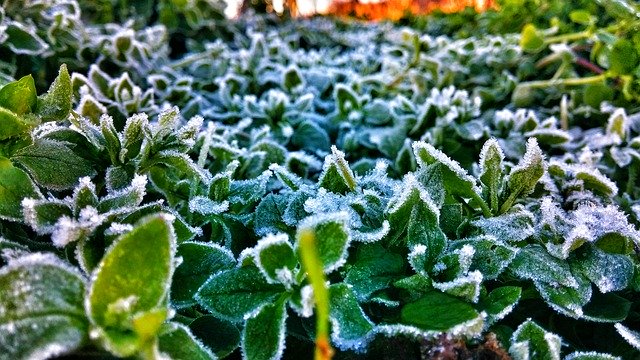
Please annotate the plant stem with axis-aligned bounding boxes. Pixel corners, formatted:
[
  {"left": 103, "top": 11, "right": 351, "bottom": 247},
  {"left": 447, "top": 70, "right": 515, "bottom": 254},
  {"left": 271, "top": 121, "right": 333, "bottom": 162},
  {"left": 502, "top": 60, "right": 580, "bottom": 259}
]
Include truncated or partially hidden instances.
[
  {"left": 544, "top": 30, "right": 591, "bottom": 44},
  {"left": 471, "top": 192, "right": 492, "bottom": 218},
  {"left": 298, "top": 229, "right": 334, "bottom": 360},
  {"left": 518, "top": 74, "right": 606, "bottom": 90}
]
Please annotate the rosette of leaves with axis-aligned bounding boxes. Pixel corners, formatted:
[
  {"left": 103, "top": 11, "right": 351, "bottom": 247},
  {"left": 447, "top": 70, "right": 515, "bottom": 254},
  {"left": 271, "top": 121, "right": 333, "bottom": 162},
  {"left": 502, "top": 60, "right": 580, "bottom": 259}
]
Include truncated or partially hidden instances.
[
  {"left": 491, "top": 108, "right": 573, "bottom": 160},
  {"left": 0, "top": 65, "right": 99, "bottom": 223},
  {"left": 0, "top": 213, "right": 215, "bottom": 359},
  {"left": 577, "top": 107, "right": 640, "bottom": 198},
  {"left": 194, "top": 216, "right": 375, "bottom": 359},
  {"left": 72, "top": 65, "right": 158, "bottom": 125}
]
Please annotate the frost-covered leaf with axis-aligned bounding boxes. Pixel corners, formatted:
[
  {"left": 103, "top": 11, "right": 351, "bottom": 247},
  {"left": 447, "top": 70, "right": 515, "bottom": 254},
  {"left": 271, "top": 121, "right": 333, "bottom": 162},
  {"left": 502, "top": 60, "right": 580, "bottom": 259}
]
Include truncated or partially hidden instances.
[
  {"left": 0, "top": 158, "right": 42, "bottom": 221},
  {"left": 296, "top": 212, "right": 350, "bottom": 273},
  {"left": 228, "top": 170, "right": 272, "bottom": 206},
  {"left": 171, "top": 242, "right": 236, "bottom": 308},
  {"left": 413, "top": 141, "right": 481, "bottom": 200},
  {"left": 400, "top": 291, "right": 482, "bottom": 333},
  {"left": 449, "top": 236, "right": 517, "bottom": 280},
  {"left": 242, "top": 296, "right": 287, "bottom": 360},
  {"left": 510, "top": 245, "right": 577, "bottom": 288},
  {"left": 614, "top": 323, "right": 640, "bottom": 350},
  {"left": 12, "top": 139, "right": 96, "bottom": 191},
  {"left": 254, "top": 193, "right": 291, "bottom": 236},
  {"left": 470, "top": 209, "right": 535, "bottom": 243},
  {"left": 195, "top": 266, "right": 285, "bottom": 321},
  {"left": 433, "top": 270, "right": 483, "bottom": 303},
  {"left": 254, "top": 233, "right": 297, "bottom": 288},
  {"left": 534, "top": 273, "right": 592, "bottom": 319},
  {"left": 21, "top": 198, "right": 72, "bottom": 235},
  {"left": 4, "top": 21, "right": 48, "bottom": 55},
  {"left": 158, "top": 322, "right": 217, "bottom": 360},
  {"left": 36, "top": 64, "right": 72, "bottom": 122},
  {"left": 480, "top": 286, "right": 521, "bottom": 325},
  {"left": 188, "top": 196, "right": 229, "bottom": 216},
  {"left": 344, "top": 244, "right": 405, "bottom": 301},
  {"left": 571, "top": 245, "right": 633, "bottom": 294},
  {"left": 318, "top": 146, "right": 357, "bottom": 194},
  {"left": 510, "top": 320, "right": 562, "bottom": 360},
  {"left": 501, "top": 138, "right": 545, "bottom": 213},
  {"left": 564, "top": 352, "right": 621, "bottom": 360},
  {"left": 87, "top": 213, "right": 176, "bottom": 357},
  {"left": 386, "top": 174, "right": 446, "bottom": 261},
  {"left": 329, "top": 283, "right": 374, "bottom": 351},
  {"left": 97, "top": 174, "right": 147, "bottom": 212},
  {"left": 479, "top": 138, "right": 504, "bottom": 214},
  {"left": 0, "top": 253, "right": 87, "bottom": 359},
  {"left": 150, "top": 151, "right": 212, "bottom": 184}
]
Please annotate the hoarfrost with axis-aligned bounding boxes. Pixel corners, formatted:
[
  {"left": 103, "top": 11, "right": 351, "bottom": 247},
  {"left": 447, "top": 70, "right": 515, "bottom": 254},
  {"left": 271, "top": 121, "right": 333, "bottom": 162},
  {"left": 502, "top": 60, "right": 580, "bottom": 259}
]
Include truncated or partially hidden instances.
[{"left": 614, "top": 323, "right": 640, "bottom": 350}]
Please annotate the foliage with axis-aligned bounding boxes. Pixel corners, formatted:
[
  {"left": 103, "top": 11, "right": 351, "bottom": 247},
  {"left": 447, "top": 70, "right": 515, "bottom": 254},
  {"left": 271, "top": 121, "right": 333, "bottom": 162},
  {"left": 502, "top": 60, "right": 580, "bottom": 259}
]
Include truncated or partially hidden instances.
[{"left": 1, "top": 1, "right": 640, "bottom": 359}]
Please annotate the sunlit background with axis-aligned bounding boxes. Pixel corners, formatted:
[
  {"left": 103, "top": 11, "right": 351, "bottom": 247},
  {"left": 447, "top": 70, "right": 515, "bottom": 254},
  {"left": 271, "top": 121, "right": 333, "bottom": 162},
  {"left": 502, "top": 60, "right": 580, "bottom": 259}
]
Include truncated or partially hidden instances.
[{"left": 224, "top": 0, "right": 494, "bottom": 19}]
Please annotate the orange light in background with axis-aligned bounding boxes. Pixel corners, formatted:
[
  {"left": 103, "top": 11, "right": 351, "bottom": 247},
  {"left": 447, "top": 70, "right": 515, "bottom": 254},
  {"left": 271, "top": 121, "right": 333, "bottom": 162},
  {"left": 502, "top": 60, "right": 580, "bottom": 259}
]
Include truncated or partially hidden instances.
[{"left": 326, "top": 0, "right": 496, "bottom": 21}]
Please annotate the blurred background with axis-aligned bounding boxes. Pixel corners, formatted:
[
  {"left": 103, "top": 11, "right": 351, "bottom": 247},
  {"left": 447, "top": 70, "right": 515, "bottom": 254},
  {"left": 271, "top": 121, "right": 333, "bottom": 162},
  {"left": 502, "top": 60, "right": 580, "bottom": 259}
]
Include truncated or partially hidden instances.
[{"left": 226, "top": 0, "right": 495, "bottom": 19}]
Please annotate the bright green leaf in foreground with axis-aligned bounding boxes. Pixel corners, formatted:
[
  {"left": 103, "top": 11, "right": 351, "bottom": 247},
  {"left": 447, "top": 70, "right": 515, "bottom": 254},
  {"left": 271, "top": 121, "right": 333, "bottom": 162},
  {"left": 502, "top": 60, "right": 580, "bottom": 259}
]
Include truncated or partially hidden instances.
[
  {"left": 400, "top": 291, "right": 481, "bottom": 332},
  {"left": 0, "top": 157, "right": 41, "bottom": 221},
  {"left": 87, "top": 213, "right": 176, "bottom": 357}
]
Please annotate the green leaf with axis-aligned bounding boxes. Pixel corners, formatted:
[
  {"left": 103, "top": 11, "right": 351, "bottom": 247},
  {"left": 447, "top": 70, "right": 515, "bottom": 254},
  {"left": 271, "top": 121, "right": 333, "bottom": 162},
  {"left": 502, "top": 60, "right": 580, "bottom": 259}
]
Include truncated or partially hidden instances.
[
  {"left": 335, "top": 84, "right": 360, "bottom": 114},
  {"left": 413, "top": 141, "right": 484, "bottom": 208},
  {"left": 318, "top": 146, "right": 357, "bottom": 194},
  {"left": 0, "top": 253, "right": 87, "bottom": 359},
  {"left": 291, "top": 120, "right": 331, "bottom": 152},
  {"left": 296, "top": 213, "right": 350, "bottom": 273},
  {"left": 534, "top": 274, "right": 592, "bottom": 319},
  {"left": 4, "top": 21, "right": 48, "bottom": 55},
  {"left": 242, "top": 296, "right": 288, "bottom": 360},
  {"left": 195, "top": 266, "right": 285, "bottom": 321},
  {"left": 159, "top": 322, "right": 217, "bottom": 360},
  {"left": 501, "top": 138, "right": 544, "bottom": 213},
  {"left": 569, "top": 10, "right": 596, "bottom": 25},
  {"left": 344, "top": 244, "right": 405, "bottom": 301},
  {"left": 510, "top": 320, "right": 561, "bottom": 360},
  {"left": 12, "top": 139, "right": 96, "bottom": 191},
  {"left": 0, "top": 157, "right": 41, "bottom": 221},
  {"left": 609, "top": 38, "right": 639, "bottom": 75},
  {"left": 386, "top": 174, "right": 446, "bottom": 261},
  {"left": 480, "top": 286, "right": 521, "bottom": 325},
  {"left": 400, "top": 291, "right": 482, "bottom": 332},
  {"left": 520, "top": 24, "right": 545, "bottom": 53},
  {"left": 255, "top": 233, "right": 298, "bottom": 288},
  {"left": 449, "top": 236, "right": 517, "bottom": 280},
  {"left": 581, "top": 292, "right": 631, "bottom": 322},
  {"left": 571, "top": 245, "right": 633, "bottom": 294},
  {"left": 479, "top": 138, "right": 504, "bottom": 214},
  {"left": 510, "top": 245, "right": 577, "bottom": 288},
  {"left": 0, "top": 74, "right": 37, "bottom": 115},
  {"left": 36, "top": 64, "right": 73, "bottom": 122},
  {"left": 87, "top": 213, "right": 176, "bottom": 357},
  {"left": 189, "top": 315, "right": 240, "bottom": 359},
  {"left": 0, "top": 107, "right": 35, "bottom": 140},
  {"left": 171, "top": 242, "right": 236, "bottom": 308},
  {"left": 328, "top": 283, "right": 374, "bottom": 350}
]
